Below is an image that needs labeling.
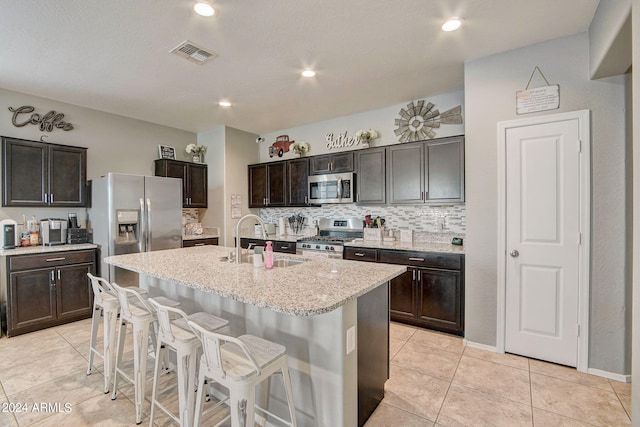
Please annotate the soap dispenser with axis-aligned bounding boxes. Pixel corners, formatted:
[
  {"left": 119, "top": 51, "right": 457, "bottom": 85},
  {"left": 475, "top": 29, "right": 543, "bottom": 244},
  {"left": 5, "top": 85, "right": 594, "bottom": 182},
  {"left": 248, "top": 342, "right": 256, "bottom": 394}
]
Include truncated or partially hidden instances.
[{"left": 264, "top": 241, "right": 273, "bottom": 269}]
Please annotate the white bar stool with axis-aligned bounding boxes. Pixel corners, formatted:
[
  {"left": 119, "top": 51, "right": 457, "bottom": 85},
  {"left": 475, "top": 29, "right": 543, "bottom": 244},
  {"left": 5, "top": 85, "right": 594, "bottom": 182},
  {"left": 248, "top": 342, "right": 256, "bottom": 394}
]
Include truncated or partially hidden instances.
[
  {"left": 148, "top": 299, "right": 229, "bottom": 427},
  {"left": 110, "top": 282, "right": 180, "bottom": 425},
  {"left": 188, "top": 321, "right": 297, "bottom": 427},
  {"left": 86, "top": 273, "right": 149, "bottom": 394}
]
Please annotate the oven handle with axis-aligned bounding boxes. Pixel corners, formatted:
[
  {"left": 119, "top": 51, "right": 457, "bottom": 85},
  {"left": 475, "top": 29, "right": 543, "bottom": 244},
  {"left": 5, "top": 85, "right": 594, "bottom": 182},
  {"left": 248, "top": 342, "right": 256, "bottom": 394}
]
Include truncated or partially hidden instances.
[{"left": 337, "top": 177, "right": 343, "bottom": 199}]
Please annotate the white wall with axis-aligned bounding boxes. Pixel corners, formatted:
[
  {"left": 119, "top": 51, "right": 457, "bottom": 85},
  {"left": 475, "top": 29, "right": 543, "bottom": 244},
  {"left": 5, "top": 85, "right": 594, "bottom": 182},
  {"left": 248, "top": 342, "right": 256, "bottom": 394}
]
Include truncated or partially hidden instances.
[
  {"left": 589, "top": 0, "right": 632, "bottom": 78},
  {"left": 198, "top": 126, "right": 225, "bottom": 240},
  {"left": 0, "top": 88, "right": 196, "bottom": 226},
  {"left": 258, "top": 91, "right": 464, "bottom": 163},
  {"left": 465, "top": 32, "right": 629, "bottom": 374}
]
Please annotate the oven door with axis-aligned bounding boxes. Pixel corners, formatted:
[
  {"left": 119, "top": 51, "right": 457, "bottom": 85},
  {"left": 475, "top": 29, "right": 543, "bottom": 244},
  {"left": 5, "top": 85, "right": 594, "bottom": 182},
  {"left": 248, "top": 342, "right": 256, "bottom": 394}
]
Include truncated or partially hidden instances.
[{"left": 308, "top": 172, "right": 354, "bottom": 204}]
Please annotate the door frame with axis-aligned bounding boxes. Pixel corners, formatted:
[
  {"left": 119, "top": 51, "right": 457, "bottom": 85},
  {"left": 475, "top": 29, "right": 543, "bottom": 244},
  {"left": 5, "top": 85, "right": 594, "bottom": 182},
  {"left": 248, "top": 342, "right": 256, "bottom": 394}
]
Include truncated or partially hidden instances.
[{"left": 496, "top": 109, "right": 591, "bottom": 372}]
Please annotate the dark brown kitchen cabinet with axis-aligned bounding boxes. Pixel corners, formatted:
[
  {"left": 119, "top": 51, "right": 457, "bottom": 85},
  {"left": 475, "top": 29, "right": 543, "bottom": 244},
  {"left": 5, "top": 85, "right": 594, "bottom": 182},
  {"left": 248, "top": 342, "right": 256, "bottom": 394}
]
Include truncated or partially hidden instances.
[
  {"left": 239, "top": 238, "right": 296, "bottom": 254},
  {"left": 6, "top": 249, "right": 97, "bottom": 337},
  {"left": 182, "top": 237, "right": 219, "bottom": 247},
  {"left": 286, "top": 158, "right": 310, "bottom": 206},
  {"left": 2, "top": 136, "right": 87, "bottom": 207},
  {"left": 155, "top": 159, "right": 208, "bottom": 208},
  {"left": 356, "top": 147, "right": 386, "bottom": 204},
  {"left": 248, "top": 162, "right": 286, "bottom": 208},
  {"left": 387, "top": 135, "right": 464, "bottom": 205},
  {"left": 310, "top": 152, "right": 354, "bottom": 174},
  {"left": 344, "top": 246, "right": 378, "bottom": 262}
]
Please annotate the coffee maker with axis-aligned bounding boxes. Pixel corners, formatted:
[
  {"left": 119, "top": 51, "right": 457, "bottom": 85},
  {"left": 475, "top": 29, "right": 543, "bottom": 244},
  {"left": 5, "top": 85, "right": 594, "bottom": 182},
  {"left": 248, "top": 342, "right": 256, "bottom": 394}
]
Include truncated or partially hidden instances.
[
  {"left": 40, "top": 218, "right": 68, "bottom": 246},
  {"left": 0, "top": 219, "right": 17, "bottom": 249}
]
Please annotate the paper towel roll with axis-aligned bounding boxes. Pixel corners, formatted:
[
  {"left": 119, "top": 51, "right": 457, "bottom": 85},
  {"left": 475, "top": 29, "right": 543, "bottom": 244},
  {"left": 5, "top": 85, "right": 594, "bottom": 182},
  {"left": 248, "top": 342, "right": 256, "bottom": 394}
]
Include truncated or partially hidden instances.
[{"left": 278, "top": 218, "right": 287, "bottom": 235}]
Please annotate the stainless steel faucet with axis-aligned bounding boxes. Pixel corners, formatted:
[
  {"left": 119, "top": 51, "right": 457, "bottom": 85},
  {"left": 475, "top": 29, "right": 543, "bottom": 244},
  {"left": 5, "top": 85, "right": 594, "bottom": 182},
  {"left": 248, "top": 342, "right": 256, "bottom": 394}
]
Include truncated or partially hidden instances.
[{"left": 234, "top": 214, "right": 267, "bottom": 264}]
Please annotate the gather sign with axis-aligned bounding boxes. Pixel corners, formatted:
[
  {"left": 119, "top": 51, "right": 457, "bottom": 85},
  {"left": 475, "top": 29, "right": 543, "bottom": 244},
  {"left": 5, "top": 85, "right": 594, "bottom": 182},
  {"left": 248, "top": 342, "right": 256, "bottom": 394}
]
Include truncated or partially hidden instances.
[
  {"left": 8, "top": 105, "right": 74, "bottom": 132},
  {"left": 325, "top": 131, "right": 362, "bottom": 150}
]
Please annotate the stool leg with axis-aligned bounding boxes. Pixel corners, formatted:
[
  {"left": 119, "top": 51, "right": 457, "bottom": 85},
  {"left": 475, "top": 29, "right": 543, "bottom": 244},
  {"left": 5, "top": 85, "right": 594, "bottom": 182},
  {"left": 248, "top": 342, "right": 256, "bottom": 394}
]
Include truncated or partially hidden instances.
[
  {"left": 281, "top": 365, "right": 297, "bottom": 427},
  {"left": 133, "top": 319, "right": 151, "bottom": 425},
  {"left": 229, "top": 393, "right": 245, "bottom": 427},
  {"left": 148, "top": 339, "right": 164, "bottom": 427},
  {"left": 86, "top": 304, "right": 100, "bottom": 376},
  {"left": 192, "top": 364, "right": 207, "bottom": 427},
  {"left": 102, "top": 307, "right": 117, "bottom": 394},
  {"left": 111, "top": 319, "right": 128, "bottom": 400},
  {"left": 177, "top": 348, "right": 197, "bottom": 427},
  {"left": 245, "top": 387, "right": 256, "bottom": 427}
]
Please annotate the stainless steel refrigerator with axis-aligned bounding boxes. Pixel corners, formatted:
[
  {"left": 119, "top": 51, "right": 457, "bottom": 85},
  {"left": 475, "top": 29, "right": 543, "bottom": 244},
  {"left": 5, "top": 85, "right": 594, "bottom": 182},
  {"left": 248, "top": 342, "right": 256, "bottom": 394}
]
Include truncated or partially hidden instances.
[{"left": 88, "top": 173, "right": 183, "bottom": 286}]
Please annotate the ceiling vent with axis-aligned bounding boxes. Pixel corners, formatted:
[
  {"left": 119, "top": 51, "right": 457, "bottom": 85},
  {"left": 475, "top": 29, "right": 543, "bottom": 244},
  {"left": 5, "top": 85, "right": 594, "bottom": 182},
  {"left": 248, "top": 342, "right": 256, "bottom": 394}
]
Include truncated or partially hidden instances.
[{"left": 170, "top": 40, "right": 217, "bottom": 65}]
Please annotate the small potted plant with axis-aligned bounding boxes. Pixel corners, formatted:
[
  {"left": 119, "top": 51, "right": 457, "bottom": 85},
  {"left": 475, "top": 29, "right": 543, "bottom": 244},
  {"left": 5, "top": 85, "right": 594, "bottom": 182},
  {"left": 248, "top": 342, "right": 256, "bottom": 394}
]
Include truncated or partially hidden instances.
[
  {"left": 291, "top": 141, "right": 310, "bottom": 157},
  {"left": 356, "top": 129, "right": 379, "bottom": 148},
  {"left": 186, "top": 144, "right": 206, "bottom": 163}
]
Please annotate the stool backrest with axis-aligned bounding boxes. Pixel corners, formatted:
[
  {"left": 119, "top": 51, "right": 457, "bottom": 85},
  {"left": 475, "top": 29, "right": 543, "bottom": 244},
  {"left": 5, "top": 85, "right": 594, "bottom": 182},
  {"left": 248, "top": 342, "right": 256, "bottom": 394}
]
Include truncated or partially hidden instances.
[
  {"left": 87, "top": 273, "right": 116, "bottom": 305},
  {"left": 188, "top": 320, "right": 262, "bottom": 378},
  {"left": 110, "top": 282, "right": 151, "bottom": 320},
  {"left": 147, "top": 298, "right": 190, "bottom": 344}
]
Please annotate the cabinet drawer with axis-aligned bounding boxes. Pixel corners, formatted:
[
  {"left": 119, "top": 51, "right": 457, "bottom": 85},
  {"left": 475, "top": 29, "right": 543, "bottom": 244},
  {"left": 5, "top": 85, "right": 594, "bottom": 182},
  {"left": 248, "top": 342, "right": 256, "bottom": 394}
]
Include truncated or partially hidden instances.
[
  {"left": 378, "top": 249, "right": 461, "bottom": 270},
  {"left": 9, "top": 250, "right": 95, "bottom": 271},
  {"left": 182, "top": 238, "right": 219, "bottom": 247},
  {"left": 344, "top": 247, "right": 378, "bottom": 262}
]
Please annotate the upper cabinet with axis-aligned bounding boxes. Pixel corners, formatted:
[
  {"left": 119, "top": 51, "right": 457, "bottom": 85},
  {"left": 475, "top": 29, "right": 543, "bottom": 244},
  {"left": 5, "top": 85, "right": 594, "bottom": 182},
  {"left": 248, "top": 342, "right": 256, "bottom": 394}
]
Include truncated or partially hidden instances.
[
  {"left": 356, "top": 147, "right": 386, "bottom": 204},
  {"left": 2, "top": 136, "right": 87, "bottom": 207},
  {"left": 387, "top": 136, "right": 464, "bottom": 205},
  {"left": 248, "top": 161, "right": 287, "bottom": 208},
  {"left": 286, "top": 158, "right": 310, "bottom": 206},
  {"left": 155, "top": 159, "right": 208, "bottom": 208},
  {"left": 310, "top": 152, "right": 354, "bottom": 174}
]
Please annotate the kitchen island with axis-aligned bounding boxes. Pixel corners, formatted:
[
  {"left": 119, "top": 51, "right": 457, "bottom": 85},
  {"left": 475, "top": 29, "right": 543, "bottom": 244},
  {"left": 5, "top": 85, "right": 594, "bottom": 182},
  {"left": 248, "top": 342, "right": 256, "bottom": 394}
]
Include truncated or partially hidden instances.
[{"left": 105, "top": 245, "right": 406, "bottom": 426}]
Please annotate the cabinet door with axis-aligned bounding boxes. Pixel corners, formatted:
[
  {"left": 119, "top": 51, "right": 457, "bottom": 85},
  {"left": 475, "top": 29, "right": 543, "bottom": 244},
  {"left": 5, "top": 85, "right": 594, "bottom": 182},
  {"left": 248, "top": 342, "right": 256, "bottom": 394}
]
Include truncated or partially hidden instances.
[
  {"left": 49, "top": 145, "right": 87, "bottom": 206},
  {"left": 356, "top": 148, "right": 385, "bottom": 204},
  {"left": 248, "top": 164, "right": 268, "bottom": 207},
  {"left": 417, "top": 268, "right": 463, "bottom": 333},
  {"left": 182, "top": 237, "right": 218, "bottom": 247},
  {"left": 387, "top": 142, "right": 424, "bottom": 204},
  {"left": 155, "top": 160, "right": 188, "bottom": 205},
  {"left": 2, "top": 138, "right": 47, "bottom": 207},
  {"left": 267, "top": 162, "right": 287, "bottom": 207},
  {"left": 426, "top": 137, "right": 464, "bottom": 203},
  {"left": 309, "top": 155, "right": 332, "bottom": 174},
  {"left": 389, "top": 268, "right": 416, "bottom": 322},
  {"left": 56, "top": 263, "right": 95, "bottom": 319},
  {"left": 8, "top": 268, "right": 56, "bottom": 335},
  {"left": 329, "top": 152, "right": 354, "bottom": 173},
  {"left": 287, "top": 158, "right": 309, "bottom": 206},
  {"left": 187, "top": 164, "right": 208, "bottom": 207}
]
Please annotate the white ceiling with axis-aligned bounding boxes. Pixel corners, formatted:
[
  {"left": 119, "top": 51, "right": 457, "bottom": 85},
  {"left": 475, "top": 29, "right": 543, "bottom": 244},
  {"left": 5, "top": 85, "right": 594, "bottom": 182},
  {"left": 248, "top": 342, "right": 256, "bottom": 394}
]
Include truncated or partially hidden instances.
[{"left": 0, "top": 0, "right": 599, "bottom": 135}]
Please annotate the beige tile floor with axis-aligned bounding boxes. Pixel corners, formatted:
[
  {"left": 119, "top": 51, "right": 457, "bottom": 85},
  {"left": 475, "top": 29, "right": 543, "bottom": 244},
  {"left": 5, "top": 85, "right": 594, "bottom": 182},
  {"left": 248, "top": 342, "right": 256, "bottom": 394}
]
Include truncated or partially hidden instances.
[
  {"left": 0, "top": 319, "right": 631, "bottom": 426},
  {"left": 365, "top": 322, "right": 632, "bottom": 427}
]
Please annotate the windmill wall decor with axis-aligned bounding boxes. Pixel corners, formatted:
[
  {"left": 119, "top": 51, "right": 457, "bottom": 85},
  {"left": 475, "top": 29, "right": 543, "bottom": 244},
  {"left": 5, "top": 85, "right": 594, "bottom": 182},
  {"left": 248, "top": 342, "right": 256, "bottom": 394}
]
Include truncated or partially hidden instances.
[{"left": 394, "top": 100, "right": 462, "bottom": 142}]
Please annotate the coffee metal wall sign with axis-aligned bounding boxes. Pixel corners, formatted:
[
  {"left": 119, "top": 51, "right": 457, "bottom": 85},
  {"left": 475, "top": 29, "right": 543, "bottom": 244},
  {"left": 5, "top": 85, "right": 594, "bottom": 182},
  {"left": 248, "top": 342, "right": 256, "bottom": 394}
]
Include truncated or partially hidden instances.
[
  {"left": 325, "top": 131, "right": 362, "bottom": 150},
  {"left": 8, "top": 105, "right": 74, "bottom": 132}
]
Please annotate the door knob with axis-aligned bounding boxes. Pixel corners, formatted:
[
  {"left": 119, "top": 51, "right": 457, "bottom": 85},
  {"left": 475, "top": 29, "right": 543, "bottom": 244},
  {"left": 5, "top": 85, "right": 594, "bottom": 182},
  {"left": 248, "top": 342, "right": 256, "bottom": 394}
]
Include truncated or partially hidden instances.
[{"left": 510, "top": 250, "right": 519, "bottom": 257}]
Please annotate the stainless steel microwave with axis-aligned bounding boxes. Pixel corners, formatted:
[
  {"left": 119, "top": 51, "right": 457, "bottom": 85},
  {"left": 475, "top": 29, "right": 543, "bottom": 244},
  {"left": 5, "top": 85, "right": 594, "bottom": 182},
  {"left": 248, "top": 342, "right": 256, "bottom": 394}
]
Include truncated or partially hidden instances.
[{"left": 308, "top": 172, "right": 355, "bottom": 204}]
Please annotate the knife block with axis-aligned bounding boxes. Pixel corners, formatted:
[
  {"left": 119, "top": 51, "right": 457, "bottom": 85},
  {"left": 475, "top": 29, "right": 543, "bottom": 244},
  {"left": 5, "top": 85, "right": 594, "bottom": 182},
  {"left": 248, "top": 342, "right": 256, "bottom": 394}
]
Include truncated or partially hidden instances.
[{"left": 363, "top": 228, "right": 383, "bottom": 241}]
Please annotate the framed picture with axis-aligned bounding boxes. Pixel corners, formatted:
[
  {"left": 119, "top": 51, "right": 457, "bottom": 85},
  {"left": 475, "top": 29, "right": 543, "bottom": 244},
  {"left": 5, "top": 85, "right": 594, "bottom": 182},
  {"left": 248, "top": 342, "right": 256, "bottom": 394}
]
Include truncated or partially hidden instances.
[{"left": 158, "top": 145, "right": 176, "bottom": 160}]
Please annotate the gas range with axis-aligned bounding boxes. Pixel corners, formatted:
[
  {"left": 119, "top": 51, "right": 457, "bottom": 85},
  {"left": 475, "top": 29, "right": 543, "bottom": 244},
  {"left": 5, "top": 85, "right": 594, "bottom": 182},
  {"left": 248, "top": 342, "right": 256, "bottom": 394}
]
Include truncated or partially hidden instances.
[{"left": 296, "top": 218, "right": 363, "bottom": 257}]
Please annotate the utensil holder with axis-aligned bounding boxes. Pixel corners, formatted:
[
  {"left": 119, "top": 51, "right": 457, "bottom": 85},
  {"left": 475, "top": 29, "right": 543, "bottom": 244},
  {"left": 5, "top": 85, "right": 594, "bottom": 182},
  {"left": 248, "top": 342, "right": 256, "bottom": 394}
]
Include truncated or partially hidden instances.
[{"left": 364, "top": 228, "right": 383, "bottom": 241}]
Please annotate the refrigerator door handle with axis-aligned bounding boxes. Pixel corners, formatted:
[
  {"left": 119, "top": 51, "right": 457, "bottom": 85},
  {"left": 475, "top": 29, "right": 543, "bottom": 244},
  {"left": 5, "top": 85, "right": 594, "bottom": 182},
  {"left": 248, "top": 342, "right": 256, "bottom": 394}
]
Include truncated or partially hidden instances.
[
  {"left": 146, "top": 198, "right": 152, "bottom": 252},
  {"left": 139, "top": 198, "right": 146, "bottom": 253}
]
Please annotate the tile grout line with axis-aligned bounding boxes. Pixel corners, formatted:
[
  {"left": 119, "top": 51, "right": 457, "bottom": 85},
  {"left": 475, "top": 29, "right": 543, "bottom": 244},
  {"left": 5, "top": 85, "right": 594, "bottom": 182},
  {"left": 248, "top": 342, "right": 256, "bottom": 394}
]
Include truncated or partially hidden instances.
[{"left": 432, "top": 347, "right": 464, "bottom": 425}]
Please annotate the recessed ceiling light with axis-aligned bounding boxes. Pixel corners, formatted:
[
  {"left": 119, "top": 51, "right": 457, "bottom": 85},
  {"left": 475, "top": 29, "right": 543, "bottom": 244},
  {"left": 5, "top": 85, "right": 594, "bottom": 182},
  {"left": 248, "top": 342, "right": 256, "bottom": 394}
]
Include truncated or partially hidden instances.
[
  {"left": 194, "top": 1, "right": 215, "bottom": 17},
  {"left": 219, "top": 100, "right": 231, "bottom": 107},
  {"left": 301, "top": 70, "right": 316, "bottom": 78},
  {"left": 442, "top": 17, "right": 462, "bottom": 32}
]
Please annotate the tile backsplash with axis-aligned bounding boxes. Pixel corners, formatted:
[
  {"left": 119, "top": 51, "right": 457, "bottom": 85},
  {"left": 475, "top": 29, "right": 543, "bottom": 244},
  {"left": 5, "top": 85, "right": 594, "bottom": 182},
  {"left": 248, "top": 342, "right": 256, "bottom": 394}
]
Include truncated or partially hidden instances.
[{"left": 259, "top": 204, "right": 466, "bottom": 235}]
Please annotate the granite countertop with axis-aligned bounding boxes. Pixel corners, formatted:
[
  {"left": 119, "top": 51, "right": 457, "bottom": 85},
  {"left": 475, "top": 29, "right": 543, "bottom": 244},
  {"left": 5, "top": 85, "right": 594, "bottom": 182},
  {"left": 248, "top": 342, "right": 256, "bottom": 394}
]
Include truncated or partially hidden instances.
[
  {"left": 105, "top": 245, "right": 406, "bottom": 317},
  {"left": 0, "top": 243, "right": 98, "bottom": 256},
  {"left": 345, "top": 239, "right": 465, "bottom": 254}
]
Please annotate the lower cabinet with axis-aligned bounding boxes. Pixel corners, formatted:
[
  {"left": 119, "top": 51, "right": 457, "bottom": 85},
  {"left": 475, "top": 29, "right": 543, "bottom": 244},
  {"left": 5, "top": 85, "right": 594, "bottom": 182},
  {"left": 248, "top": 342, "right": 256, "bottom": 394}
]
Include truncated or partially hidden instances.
[
  {"left": 6, "top": 249, "right": 96, "bottom": 337},
  {"left": 182, "top": 237, "right": 219, "bottom": 247},
  {"left": 346, "top": 247, "right": 465, "bottom": 335},
  {"left": 239, "top": 238, "right": 296, "bottom": 254}
]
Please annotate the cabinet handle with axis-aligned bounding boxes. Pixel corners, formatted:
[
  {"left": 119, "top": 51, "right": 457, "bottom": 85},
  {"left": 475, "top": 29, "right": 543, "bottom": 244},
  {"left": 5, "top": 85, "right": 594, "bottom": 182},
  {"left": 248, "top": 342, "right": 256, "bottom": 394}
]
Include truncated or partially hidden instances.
[
  {"left": 354, "top": 252, "right": 365, "bottom": 257},
  {"left": 50, "top": 193, "right": 54, "bottom": 203},
  {"left": 44, "top": 193, "right": 48, "bottom": 203},
  {"left": 305, "top": 196, "right": 308, "bottom": 204},
  {"left": 50, "top": 270, "right": 55, "bottom": 283},
  {"left": 194, "top": 243, "right": 206, "bottom": 246},
  {"left": 58, "top": 270, "right": 61, "bottom": 280},
  {"left": 408, "top": 257, "right": 425, "bottom": 262},
  {"left": 412, "top": 269, "right": 416, "bottom": 281},
  {"left": 46, "top": 257, "right": 66, "bottom": 262},
  {"left": 279, "top": 244, "right": 289, "bottom": 249},
  {"left": 417, "top": 270, "right": 421, "bottom": 281}
]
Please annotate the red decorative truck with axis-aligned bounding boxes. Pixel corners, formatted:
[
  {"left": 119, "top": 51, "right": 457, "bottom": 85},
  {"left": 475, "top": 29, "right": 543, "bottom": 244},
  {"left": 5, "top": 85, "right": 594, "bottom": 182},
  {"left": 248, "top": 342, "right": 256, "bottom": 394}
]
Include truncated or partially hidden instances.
[{"left": 269, "top": 135, "right": 294, "bottom": 157}]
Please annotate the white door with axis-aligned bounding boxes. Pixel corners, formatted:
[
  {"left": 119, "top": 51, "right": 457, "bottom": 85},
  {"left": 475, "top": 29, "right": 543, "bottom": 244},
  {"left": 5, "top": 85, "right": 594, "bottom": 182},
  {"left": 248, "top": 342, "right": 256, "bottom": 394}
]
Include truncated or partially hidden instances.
[{"left": 504, "top": 117, "right": 581, "bottom": 367}]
